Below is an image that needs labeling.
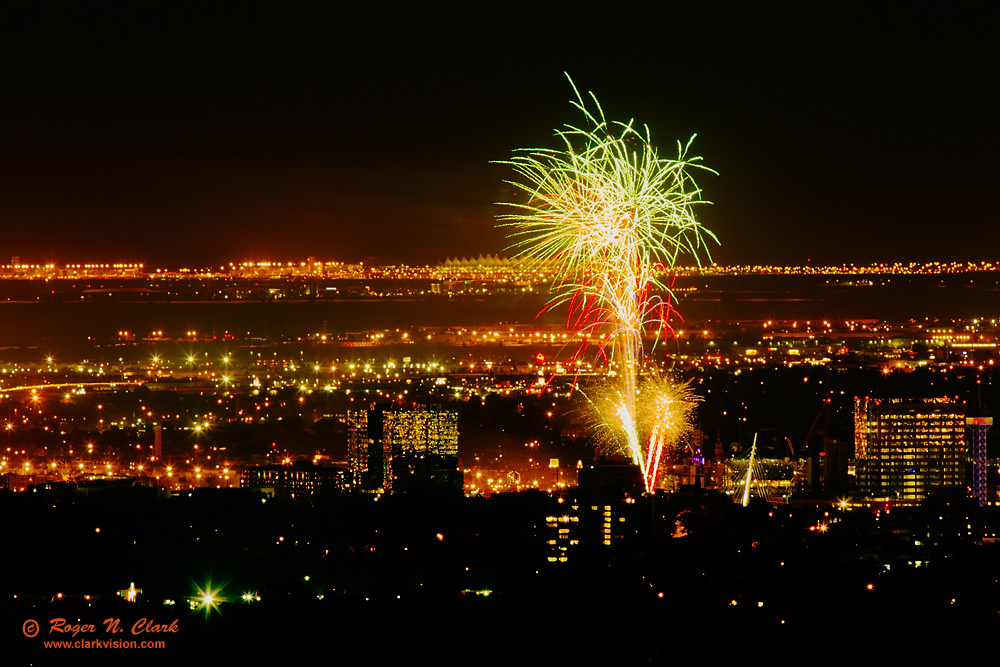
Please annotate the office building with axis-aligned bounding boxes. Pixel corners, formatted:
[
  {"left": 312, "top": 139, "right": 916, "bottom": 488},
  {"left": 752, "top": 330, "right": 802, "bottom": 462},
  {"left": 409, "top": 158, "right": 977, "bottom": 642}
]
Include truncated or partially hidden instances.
[
  {"left": 240, "top": 461, "right": 348, "bottom": 497},
  {"left": 854, "top": 397, "right": 966, "bottom": 502},
  {"left": 347, "top": 405, "right": 460, "bottom": 495},
  {"left": 347, "top": 408, "right": 388, "bottom": 492}
]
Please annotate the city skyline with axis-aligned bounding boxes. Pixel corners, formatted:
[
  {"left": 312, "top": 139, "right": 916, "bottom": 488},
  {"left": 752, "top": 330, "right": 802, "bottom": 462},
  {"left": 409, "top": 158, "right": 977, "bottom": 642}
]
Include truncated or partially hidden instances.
[
  {"left": 1, "top": 4, "right": 997, "bottom": 267},
  {"left": 6, "top": 7, "right": 1000, "bottom": 658},
  {"left": 5, "top": 266, "right": 1000, "bottom": 660}
]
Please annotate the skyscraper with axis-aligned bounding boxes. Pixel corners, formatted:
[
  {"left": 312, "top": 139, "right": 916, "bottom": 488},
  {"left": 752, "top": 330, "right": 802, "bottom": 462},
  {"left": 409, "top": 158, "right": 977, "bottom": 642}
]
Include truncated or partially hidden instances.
[
  {"left": 347, "top": 406, "right": 393, "bottom": 492},
  {"left": 854, "top": 397, "right": 966, "bottom": 502},
  {"left": 384, "top": 407, "right": 460, "bottom": 495},
  {"left": 347, "top": 405, "right": 460, "bottom": 495}
]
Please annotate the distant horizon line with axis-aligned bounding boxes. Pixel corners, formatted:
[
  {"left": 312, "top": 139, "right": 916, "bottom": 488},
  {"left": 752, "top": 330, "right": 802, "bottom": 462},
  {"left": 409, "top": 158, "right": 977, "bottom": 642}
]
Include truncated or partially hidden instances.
[{"left": 0, "top": 257, "right": 997, "bottom": 276}]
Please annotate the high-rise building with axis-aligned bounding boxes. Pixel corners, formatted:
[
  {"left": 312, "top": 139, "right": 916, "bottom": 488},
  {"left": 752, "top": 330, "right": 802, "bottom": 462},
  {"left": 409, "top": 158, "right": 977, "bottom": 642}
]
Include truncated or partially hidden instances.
[
  {"left": 384, "top": 407, "right": 459, "bottom": 495},
  {"left": 347, "top": 405, "right": 460, "bottom": 494},
  {"left": 854, "top": 397, "right": 966, "bottom": 502},
  {"left": 347, "top": 407, "right": 389, "bottom": 492}
]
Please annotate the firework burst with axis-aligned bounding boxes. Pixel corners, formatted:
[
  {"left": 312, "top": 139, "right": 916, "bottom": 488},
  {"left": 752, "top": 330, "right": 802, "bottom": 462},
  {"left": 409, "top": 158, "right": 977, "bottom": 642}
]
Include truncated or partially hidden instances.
[
  {"left": 590, "top": 375, "right": 702, "bottom": 491},
  {"left": 497, "top": 75, "right": 716, "bottom": 491}
]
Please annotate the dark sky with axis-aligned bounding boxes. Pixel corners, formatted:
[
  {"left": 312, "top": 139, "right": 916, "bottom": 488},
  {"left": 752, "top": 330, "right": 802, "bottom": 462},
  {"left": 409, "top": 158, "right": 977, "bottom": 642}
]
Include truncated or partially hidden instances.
[{"left": 0, "top": 3, "right": 997, "bottom": 267}]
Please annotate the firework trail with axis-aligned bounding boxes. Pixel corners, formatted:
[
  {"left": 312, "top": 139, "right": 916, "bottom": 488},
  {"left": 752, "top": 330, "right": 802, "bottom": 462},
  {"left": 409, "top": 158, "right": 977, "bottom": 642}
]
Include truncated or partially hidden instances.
[
  {"left": 638, "top": 376, "right": 702, "bottom": 491},
  {"left": 496, "top": 75, "right": 716, "bottom": 491},
  {"left": 594, "top": 375, "right": 702, "bottom": 492}
]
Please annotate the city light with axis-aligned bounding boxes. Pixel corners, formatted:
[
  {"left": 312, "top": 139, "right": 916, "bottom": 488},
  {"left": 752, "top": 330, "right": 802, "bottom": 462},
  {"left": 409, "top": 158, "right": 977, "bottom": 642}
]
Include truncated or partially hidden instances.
[{"left": 190, "top": 581, "right": 225, "bottom": 614}]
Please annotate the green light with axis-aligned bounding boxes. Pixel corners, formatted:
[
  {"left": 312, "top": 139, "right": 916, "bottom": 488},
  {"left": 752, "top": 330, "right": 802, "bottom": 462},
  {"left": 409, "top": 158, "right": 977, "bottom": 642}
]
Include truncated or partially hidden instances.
[{"left": 190, "top": 580, "right": 225, "bottom": 615}]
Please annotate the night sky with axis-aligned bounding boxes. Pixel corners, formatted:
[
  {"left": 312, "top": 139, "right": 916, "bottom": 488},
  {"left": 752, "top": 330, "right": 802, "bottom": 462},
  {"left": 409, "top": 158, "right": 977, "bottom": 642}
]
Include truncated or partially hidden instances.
[{"left": 0, "top": 3, "right": 997, "bottom": 267}]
